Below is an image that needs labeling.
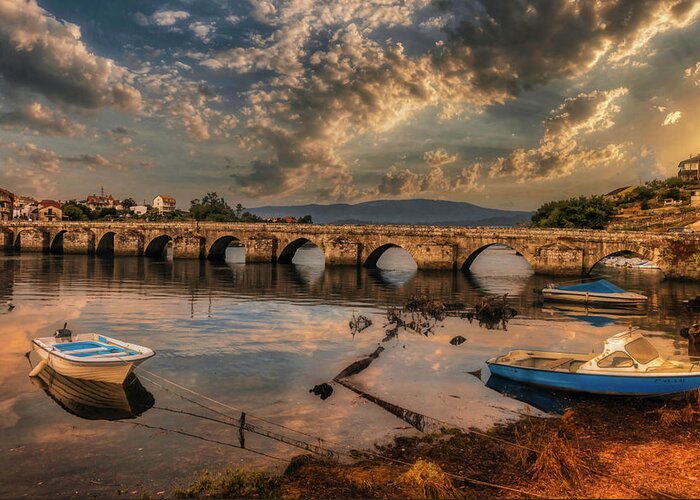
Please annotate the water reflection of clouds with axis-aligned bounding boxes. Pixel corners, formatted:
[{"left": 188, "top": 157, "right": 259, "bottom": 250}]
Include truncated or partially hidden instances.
[{"left": 0, "top": 251, "right": 694, "bottom": 495}]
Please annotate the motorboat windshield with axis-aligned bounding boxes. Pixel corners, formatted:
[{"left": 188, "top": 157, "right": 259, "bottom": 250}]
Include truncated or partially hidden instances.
[{"left": 624, "top": 336, "right": 660, "bottom": 364}]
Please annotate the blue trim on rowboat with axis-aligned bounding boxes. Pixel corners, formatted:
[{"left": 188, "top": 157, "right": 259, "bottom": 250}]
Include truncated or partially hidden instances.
[
  {"left": 53, "top": 341, "right": 137, "bottom": 357},
  {"left": 487, "top": 362, "right": 700, "bottom": 396}
]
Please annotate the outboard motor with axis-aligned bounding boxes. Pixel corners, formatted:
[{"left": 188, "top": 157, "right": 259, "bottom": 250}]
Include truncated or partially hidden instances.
[{"left": 54, "top": 322, "right": 73, "bottom": 342}]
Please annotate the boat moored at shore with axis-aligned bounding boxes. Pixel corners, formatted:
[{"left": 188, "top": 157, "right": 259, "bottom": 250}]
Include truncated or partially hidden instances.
[{"left": 487, "top": 329, "right": 700, "bottom": 396}]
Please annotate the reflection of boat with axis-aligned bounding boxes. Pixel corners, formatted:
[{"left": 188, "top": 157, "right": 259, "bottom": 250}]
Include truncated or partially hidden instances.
[
  {"left": 487, "top": 329, "right": 700, "bottom": 396},
  {"left": 31, "top": 362, "right": 154, "bottom": 420},
  {"left": 542, "top": 279, "right": 647, "bottom": 306},
  {"left": 31, "top": 326, "right": 155, "bottom": 384},
  {"left": 484, "top": 372, "right": 574, "bottom": 415},
  {"left": 542, "top": 303, "right": 645, "bottom": 327}
]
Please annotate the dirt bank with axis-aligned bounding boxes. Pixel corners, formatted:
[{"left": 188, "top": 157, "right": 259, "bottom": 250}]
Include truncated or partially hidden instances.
[{"left": 174, "top": 394, "right": 700, "bottom": 498}]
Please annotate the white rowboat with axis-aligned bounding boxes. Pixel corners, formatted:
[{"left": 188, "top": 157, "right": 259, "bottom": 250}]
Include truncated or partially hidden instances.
[{"left": 31, "top": 329, "right": 155, "bottom": 384}]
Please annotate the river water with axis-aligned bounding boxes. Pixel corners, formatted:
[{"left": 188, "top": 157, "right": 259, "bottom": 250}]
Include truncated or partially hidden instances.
[{"left": 1, "top": 245, "right": 699, "bottom": 497}]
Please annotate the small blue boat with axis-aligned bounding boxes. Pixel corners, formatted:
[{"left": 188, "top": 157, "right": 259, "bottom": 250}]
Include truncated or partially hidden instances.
[
  {"left": 486, "top": 330, "right": 700, "bottom": 396},
  {"left": 542, "top": 279, "right": 647, "bottom": 306}
]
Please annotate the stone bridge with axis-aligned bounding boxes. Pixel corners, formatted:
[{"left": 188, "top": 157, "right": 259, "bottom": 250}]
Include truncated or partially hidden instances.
[{"left": 2, "top": 221, "right": 700, "bottom": 279}]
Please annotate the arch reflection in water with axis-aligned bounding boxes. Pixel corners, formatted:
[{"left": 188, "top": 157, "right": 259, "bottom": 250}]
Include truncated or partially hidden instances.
[
  {"left": 465, "top": 245, "right": 534, "bottom": 296},
  {"left": 29, "top": 355, "right": 154, "bottom": 420},
  {"left": 372, "top": 247, "right": 417, "bottom": 287}
]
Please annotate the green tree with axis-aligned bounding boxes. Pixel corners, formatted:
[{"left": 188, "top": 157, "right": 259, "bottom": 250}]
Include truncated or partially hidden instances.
[
  {"left": 190, "top": 192, "right": 236, "bottom": 221},
  {"left": 532, "top": 196, "right": 615, "bottom": 229},
  {"left": 62, "top": 201, "right": 89, "bottom": 221},
  {"left": 121, "top": 198, "right": 137, "bottom": 210},
  {"left": 298, "top": 215, "right": 313, "bottom": 224}
]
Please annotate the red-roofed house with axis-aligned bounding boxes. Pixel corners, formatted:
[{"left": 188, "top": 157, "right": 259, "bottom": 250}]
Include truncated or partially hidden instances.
[
  {"left": 38, "top": 200, "right": 63, "bottom": 222},
  {"left": 153, "top": 195, "right": 176, "bottom": 214}
]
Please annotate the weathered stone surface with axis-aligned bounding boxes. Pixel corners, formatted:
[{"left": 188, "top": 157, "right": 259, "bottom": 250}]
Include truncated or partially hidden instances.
[{"left": 3, "top": 221, "right": 700, "bottom": 279}]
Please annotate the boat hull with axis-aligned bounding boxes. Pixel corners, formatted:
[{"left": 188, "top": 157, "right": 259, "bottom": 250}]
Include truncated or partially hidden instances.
[
  {"left": 542, "top": 289, "right": 647, "bottom": 306},
  {"left": 487, "top": 363, "right": 700, "bottom": 396},
  {"left": 33, "top": 346, "right": 143, "bottom": 384}
]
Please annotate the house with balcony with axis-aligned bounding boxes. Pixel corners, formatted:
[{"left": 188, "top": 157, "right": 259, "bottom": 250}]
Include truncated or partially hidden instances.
[
  {"left": 0, "top": 188, "right": 14, "bottom": 221},
  {"left": 153, "top": 195, "right": 176, "bottom": 214},
  {"left": 678, "top": 154, "right": 700, "bottom": 182},
  {"left": 37, "top": 200, "right": 63, "bottom": 222}
]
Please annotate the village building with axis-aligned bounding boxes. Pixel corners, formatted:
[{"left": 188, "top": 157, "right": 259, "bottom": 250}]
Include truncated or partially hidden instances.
[
  {"left": 130, "top": 205, "right": 148, "bottom": 216},
  {"left": 12, "top": 196, "right": 38, "bottom": 220},
  {"left": 84, "top": 194, "right": 115, "bottom": 211},
  {"left": 37, "top": 200, "right": 63, "bottom": 222},
  {"left": 603, "top": 186, "right": 634, "bottom": 200},
  {"left": 0, "top": 188, "right": 14, "bottom": 221},
  {"left": 153, "top": 195, "right": 176, "bottom": 214},
  {"left": 678, "top": 154, "right": 700, "bottom": 182}
]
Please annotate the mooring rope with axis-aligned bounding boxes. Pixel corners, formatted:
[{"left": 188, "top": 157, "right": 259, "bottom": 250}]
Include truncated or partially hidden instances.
[{"left": 134, "top": 367, "right": 543, "bottom": 497}]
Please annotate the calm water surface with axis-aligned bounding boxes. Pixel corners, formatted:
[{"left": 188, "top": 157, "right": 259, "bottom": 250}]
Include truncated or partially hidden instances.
[{"left": 1, "top": 245, "right": 699, "bottom": 497}]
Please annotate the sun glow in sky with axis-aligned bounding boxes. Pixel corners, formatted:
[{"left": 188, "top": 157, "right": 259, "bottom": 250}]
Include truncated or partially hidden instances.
[{"left": 1, "top": 0, "right": 700, "bottom": 209}]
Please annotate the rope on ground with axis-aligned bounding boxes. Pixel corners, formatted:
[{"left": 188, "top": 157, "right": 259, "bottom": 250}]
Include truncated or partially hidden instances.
[
  {"left": 135, "top": 369, "right": 542, "bottom": 497},
  {"left": 113, "top": 420, "right": 287, "bottom": 462},
  {"left": 138, "top": 373, "right": 339, "bottom": 460}
]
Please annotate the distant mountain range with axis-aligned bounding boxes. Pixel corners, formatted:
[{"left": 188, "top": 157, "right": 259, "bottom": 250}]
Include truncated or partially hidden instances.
[{"left": 249, "top": 199, "right": 531, "bottom": 226}]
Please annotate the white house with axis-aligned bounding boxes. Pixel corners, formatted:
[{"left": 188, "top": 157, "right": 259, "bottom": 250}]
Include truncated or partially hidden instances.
[
  {"left": 130, "top": 205, "right": 148, "bottom": 216},
  {"left": 153, "top": 195, "right": 176, "bottom": 214}
]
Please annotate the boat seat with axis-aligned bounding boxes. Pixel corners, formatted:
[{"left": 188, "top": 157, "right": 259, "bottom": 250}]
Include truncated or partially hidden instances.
[{"left": 541, "top": 357, "right": 574, "bottom": 370}]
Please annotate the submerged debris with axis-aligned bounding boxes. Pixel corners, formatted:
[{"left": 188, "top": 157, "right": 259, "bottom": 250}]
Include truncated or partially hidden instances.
[
  {"left": 465, "top": 294, "right": 518, "bottom": 330},
  {"left": 449, "top": 335, "right": 467, "bottom": 346},
  {"left": 349, "top": 314, "right": 372, "bottom": 336},
  {"left": 333, "top": 346, "right": 384, "bottom": 380},
  {"left": 309, "top": 383, "right": 334, "bottom": 400}
]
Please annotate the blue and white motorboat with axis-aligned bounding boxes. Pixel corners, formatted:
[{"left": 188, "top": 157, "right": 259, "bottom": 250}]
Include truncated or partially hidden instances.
[
  {"left": 486, "top": 329, "right": 700, "bottom": 396},
  {"left": 542, "top": 279, "right": 647, "bottom": 306},
  {"left": 30, "top": 325, "right": 155, "bottom": 384}
]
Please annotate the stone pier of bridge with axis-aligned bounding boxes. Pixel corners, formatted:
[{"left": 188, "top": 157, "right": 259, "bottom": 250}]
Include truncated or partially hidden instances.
[{"left": 3, "top": 221, "right": 700, "bottom": 280}]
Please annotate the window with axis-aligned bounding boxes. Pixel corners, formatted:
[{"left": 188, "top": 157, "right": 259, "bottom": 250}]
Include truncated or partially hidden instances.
[
  {"left": 597, "top": 351, "right": 634, "bottom": 369},
  {"left": 625, "top": 337, "right": 659, "bottom": 364}
]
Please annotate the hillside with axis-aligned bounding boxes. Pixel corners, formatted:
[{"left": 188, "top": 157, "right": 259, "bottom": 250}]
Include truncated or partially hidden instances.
[{"left": 249, "top": 199, "right": 531, "bottom": 226}]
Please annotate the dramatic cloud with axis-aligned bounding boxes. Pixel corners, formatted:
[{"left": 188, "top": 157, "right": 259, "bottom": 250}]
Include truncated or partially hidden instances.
[
  {"left": 63, "top": 153, "right": 126, "bottom": 171},
  {"left": 217, "top": 0, "right": 700, "bottom": 199},
  {"left": 685, "top": 62, "right": 700, "bottom": 84},
  {"left": 0, "top": 0, "right": 141, "bottom": 110},
  {"left": 151, "top": 10, "right": 190, "bottom": 27},
  {"left": 488, "top": 88, "right": 630, "bottom": 181},
  {"left": 378, "top": 163, "right": 482, "bottom": 196},
  {"left": 3, "top": 142, "right": 60, "bottom": 172},
  {"left": 662, "top": 110, "right": 683, "bottom": 126},
  {"left": 423, "top": 149, "right": 458, "bottom": 167},
  {"left": 0, "top": 101, "right": 86, "bottom": 136},
  {"left": 189, "top": 21, "right": 215, "bottom": 42}
]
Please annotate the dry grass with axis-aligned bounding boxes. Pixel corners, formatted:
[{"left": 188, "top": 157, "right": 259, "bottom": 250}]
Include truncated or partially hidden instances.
[
  {"left": 172, "top": 398, "right": 700, "bottom": 499},
  {"left": 398, "top": 459, "right": 460, "bottom": 499}
]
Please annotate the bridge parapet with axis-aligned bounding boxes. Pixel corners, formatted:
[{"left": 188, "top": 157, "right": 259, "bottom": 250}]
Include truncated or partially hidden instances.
[{"left": 2, "top": 221, "right": 700, "bottom": 279}]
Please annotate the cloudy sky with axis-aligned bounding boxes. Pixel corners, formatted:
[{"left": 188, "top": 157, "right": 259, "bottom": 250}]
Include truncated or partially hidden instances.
[{"left": 1, "top": 0, "right": 699, "bottom": 210}]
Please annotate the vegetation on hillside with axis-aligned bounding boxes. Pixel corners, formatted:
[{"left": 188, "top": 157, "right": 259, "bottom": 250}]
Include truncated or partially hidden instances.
[
  {"left": 532, "top": 178, "right": 698, "bottom": 229},
  {"left": 532, "top": 196, "right": 615, "bottom": 229}
]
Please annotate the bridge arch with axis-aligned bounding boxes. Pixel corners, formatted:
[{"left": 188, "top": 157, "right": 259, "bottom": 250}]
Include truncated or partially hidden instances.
[
  {"left": 50, "top": 230, "right": 67, "bottom": 254},
  {"left": 14, "top": 228, "right": 49, "bottom": 252},
  {"left": 145, "top": 234, "right": 172, "bottom": 258},
  {"left": 96, "top": 232, "right": 116, "bottom": 256},
  {"left": 461, "top": 242, "right": 536, "bottom": 272},
  {"left": 207, "top": 235, "right": 242, "bottom": 261},
  {"left": 278, "top": 238, "right": 324, "bottom": 265},
  {"left": 1, "top": 228, "right": 13, "bottom": 249},
  {"left": 364, "top": 243, "right": 417, "bottom": 269},
  {"left": 586, "top": 246, "right": 664, "bottom": 276}
]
